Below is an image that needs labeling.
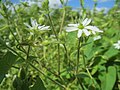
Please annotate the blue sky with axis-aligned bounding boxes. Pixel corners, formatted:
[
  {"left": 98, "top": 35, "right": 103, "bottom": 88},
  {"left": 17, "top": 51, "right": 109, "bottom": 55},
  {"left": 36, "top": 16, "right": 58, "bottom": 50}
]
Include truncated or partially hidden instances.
[
  {"left": 10, "top": 0, "right": 115, "bottom": 10},
  {"left": 68, "top": 0, "right": 115, "bottom": 9}
]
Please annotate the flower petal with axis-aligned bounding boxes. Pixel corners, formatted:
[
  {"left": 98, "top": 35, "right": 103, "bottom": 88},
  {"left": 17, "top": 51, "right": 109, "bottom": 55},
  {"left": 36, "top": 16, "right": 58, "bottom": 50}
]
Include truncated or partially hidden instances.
[
  {"left": 85, "top": 26, "right": 103, "bottom": 32},
  {"left": 82, "top": 18, "right": 88, "bottom": 26},
  {"left": 113, "top": 43, "right": 120, "bottom": 49},
  {"left": 31, "top": 19, "right": 38, "bottom": 27},
  {"left": 68, "top": 24, "right": 79, "bottom": 27},
  {"left": 92, "top": 31, "right": 96, "bottom": 35},
  {"left": 41, "top": 26, "right": 50, "bottom": 30},
  {"left": 38, "top": 25, "right": 45, "bottom": 29},
  {"left": 83, "top": 29, "right": 91, "bottom": 36},
  {"left": 82, "top": 18, "right": 91, "bottom": 26},
  {"left": 118, "top": 40, "right": 120, "bottom": 44},
  {"left": 24, "top": 23, "right": 31, "bottom": 29},
  {"left": 93, "top": 35, "right": 101, "bottom": 41},
  {"left": 65, "top": 27, "right": 78, "bottom": 32},
  {"left": 77, "top": 30, "right": 83, "bottom": 38}
]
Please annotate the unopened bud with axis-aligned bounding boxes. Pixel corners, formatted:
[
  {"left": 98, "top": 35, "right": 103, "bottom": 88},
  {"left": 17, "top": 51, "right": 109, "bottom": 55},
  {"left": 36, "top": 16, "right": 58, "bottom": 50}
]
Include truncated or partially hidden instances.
[
  {"left": 38, "top": 16, "right": 45, "bottom": 24},
  {"left": 42, "top": 40, "right": 50, "bottom": 46}
]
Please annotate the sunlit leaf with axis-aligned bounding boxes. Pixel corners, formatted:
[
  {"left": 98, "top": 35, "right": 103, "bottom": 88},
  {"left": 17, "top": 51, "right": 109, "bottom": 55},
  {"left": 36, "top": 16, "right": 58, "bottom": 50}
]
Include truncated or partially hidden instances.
[{"left": 100, "top": 66, "right": 116, "bottom": 90}]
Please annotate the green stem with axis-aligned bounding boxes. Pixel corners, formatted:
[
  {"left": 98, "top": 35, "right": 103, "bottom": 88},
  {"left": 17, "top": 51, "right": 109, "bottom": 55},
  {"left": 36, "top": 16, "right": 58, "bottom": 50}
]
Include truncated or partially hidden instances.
[
  {"left": 58, "top": 44, "right": 60, "bottom": 76},
  {"left": 26, "top": 45, "right": 30, "bottom": 60},
  {"left": 6, "top": 17, "right": 26, "bottom": 53},
  {"left": 93, "top": 1, "right": 97, "bottom": 17},
  {"left": 63, "top": 44, "right": 70, "bottom": 66},
  {"left": 86, "top": 68, "right": 96, "bottom": 86},
  {"left": 47, "top": 14, "right": 58, "bottom": 39},
  {"left": 14, "top": 23, "right": 21, "bottom": 40},
  {"left": 47, "top": 13, "right": 61, "bottom": 76},
  {"left": 79, "top": 0, "right": 84, "bottom": 10},
  {"left": 82, "top": 51, "right": 86, "bottom": 68},
  {"left": 35, "top": 60, "right": 64, "bottom": 82},
  {"left": 77, "top": 78, "right": 84, "bottom": 90},
  {"left": 77, "top": 38, "right": 81, "bottom": 74},
  {"left": 29, "top": 62, "right": 66, "bottom": 89},
  {"left": 43, "top": 46, "right": 46, "bottom": 60},
  {"left": 6, "top": 41, "right": 65, "bottom": 89},
  {"left": 59, "top": 7, "right": 66, "bottom": 33},
  {"left": 6, "top": 45, "right": 25, "bottom": 61}
]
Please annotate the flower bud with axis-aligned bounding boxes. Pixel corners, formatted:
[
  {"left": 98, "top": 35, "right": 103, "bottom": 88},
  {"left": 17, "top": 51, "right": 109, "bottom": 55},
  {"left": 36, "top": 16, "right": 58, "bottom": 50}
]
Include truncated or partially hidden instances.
[
  {"left": 42, "top": 40, "right": 50, "bottom": 46},
  {"left": 58, "top": 31, "right": 66, "bottom": 40},
  {"left": 38, "top": 15, "right": 45, "bottom": 24}
]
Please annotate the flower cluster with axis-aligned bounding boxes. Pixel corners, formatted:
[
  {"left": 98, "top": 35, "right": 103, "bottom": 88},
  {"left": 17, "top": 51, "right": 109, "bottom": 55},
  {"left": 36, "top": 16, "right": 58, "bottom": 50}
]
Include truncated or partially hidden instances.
[{"left": 65, "top": 18, "right": 103, "bottom": 38}]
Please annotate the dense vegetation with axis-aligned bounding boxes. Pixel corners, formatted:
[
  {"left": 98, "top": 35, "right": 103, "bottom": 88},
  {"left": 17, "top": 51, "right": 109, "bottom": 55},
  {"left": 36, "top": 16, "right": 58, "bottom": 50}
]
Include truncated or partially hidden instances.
[{"left": 0, "top": 0, "right": 120, "bottom": 90}]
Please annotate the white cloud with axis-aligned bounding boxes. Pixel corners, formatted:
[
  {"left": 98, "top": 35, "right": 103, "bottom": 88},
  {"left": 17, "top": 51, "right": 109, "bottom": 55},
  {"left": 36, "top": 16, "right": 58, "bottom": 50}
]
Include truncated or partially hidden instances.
[
  {"left": 49, "top": 0, "right": 61, "bottom": 9},
  {"left": 98, "top": 0, "right": 113, "bottom": 3},
  {"left": 49, "top": 0, "right": 69, "bottom": 9},
  {"left": 96, "top": 7, "right": 110, "bottom": 13}
]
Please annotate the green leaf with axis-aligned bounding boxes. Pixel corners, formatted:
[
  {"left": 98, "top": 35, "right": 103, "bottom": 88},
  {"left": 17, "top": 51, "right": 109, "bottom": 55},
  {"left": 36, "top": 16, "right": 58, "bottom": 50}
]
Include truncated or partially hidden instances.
[
  {"left": 66, "top": 31, "right": 77, "bottom": 47},
  {"left": 101, "top": 66, "right": 116, "bottom": 90},
  {"left": 103, "top": 46, "right": 119, "bottom": 59},
  {"left": 84, "top": 37, "right": 94, "bottom": 60},
  {"left": 91, "top": 65, "right": 98, "bottom": 75},
  {"left": 30, "top": 76, "right": 46, "bottom": 90},
  {"left": 0, "top": 36, "right": 6, "bottom": 46},
  {"left": 0, "top": 51, "right": 17, "bottom": 83},
  {"left": 76, "top": 72, "right": 89, "bottom": 78}
]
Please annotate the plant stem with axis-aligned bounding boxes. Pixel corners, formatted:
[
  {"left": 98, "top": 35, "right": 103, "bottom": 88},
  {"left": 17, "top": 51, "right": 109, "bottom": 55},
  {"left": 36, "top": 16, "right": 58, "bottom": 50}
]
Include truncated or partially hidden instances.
[
  {"left": 47, "top": 13, "right": 61, "bottom": 76},
  {"left": 58, "top": 44, "right": 60, "bottom": 76},
  {"left": 47, "top": 14, "right": 58, "bottom": 39},
  {"left": 63, "top": 44, "right": 69, "bottom": 66},
  {"left": 6, "top": 16, "right": 26, "bottom": 53},
  {"left": 82, "top": 51, "right": 86, "bottom": 68},
  {"left": 25, "top": 45, "right": 30, "bottom": 72},
  {"left": 79, "top": 0, "right": 84, "bottom": 10},
  {"left": 29, "top": 62, "right": 66, "bottom": 89},
  {"left": 6, "top": 45, "right": 25, "bottom": 61},
  {"left": 76, "top": 38, "right": 81, "bottom": 74},
  {"left": 86, "top": 68, "right": 96, "bottom": 86},
  {"left": 77, "top": 78, "right": 84, "bottom": 90},
  {"left": 35, "top": 59, "right": 64, "bottom": 82},
  {"left": 59, "top": 7, "right": 66, "bottom": 33}
]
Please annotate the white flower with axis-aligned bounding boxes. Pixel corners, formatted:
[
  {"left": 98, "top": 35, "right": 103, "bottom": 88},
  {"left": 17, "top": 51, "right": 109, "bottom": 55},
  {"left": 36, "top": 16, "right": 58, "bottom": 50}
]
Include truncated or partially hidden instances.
[
  {"left": 65, "top": 18, "right": 103, "bottom": 38},
  {"left": 93, "top": 35, "right": 101, "bottom": 41},
  {"left": 5, "top": 73, "right": 11, "bottom": 78},
  {"left": 113, "top": 40, "right": 120, "bottom": 49},
  {"left": 24, "top": 18, "right": 50, "bottom": 31},
  {"left": 6, "top": 42, "right": 10, "bottom": 45}
]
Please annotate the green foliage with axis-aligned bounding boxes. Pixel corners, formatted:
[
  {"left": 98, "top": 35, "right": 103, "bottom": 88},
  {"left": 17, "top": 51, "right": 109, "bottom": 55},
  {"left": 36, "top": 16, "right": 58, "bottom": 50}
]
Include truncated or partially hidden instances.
[
  {"left": 30, "top": 76, "right": 46, "bottom": 90},
  {"left": 99, "top": 66, "right": 116, "bottom": 90},
  {"left": 0, "top": 0, "right": 120, "bottom": 90},
  {"left": 0, "top": 51, "right": 17, "bottom": 83}
]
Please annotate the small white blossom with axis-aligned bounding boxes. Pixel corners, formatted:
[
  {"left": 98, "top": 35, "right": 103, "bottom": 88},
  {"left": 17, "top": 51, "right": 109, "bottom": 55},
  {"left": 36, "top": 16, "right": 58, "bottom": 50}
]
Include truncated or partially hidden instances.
[
  {"left": 24, "top": 18, "right": 50, "bottom": 31},
  {"left": 6, "top": 42, "right": 10, "bottom": 45},
  {"left": 65, "top": 18, "right": 103, "bottom": 38},
  {"left": 14, "top": 32, "right": 17, "bottom": 35},
  {"left": 93, "top": 35, "right": 101, "bottom": 41},
  {"left": 113, "top": 40, "right": 120, "bottom": 49},
  {"left": 5, "top": 73, "right": 11, "bottom": 78}
]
